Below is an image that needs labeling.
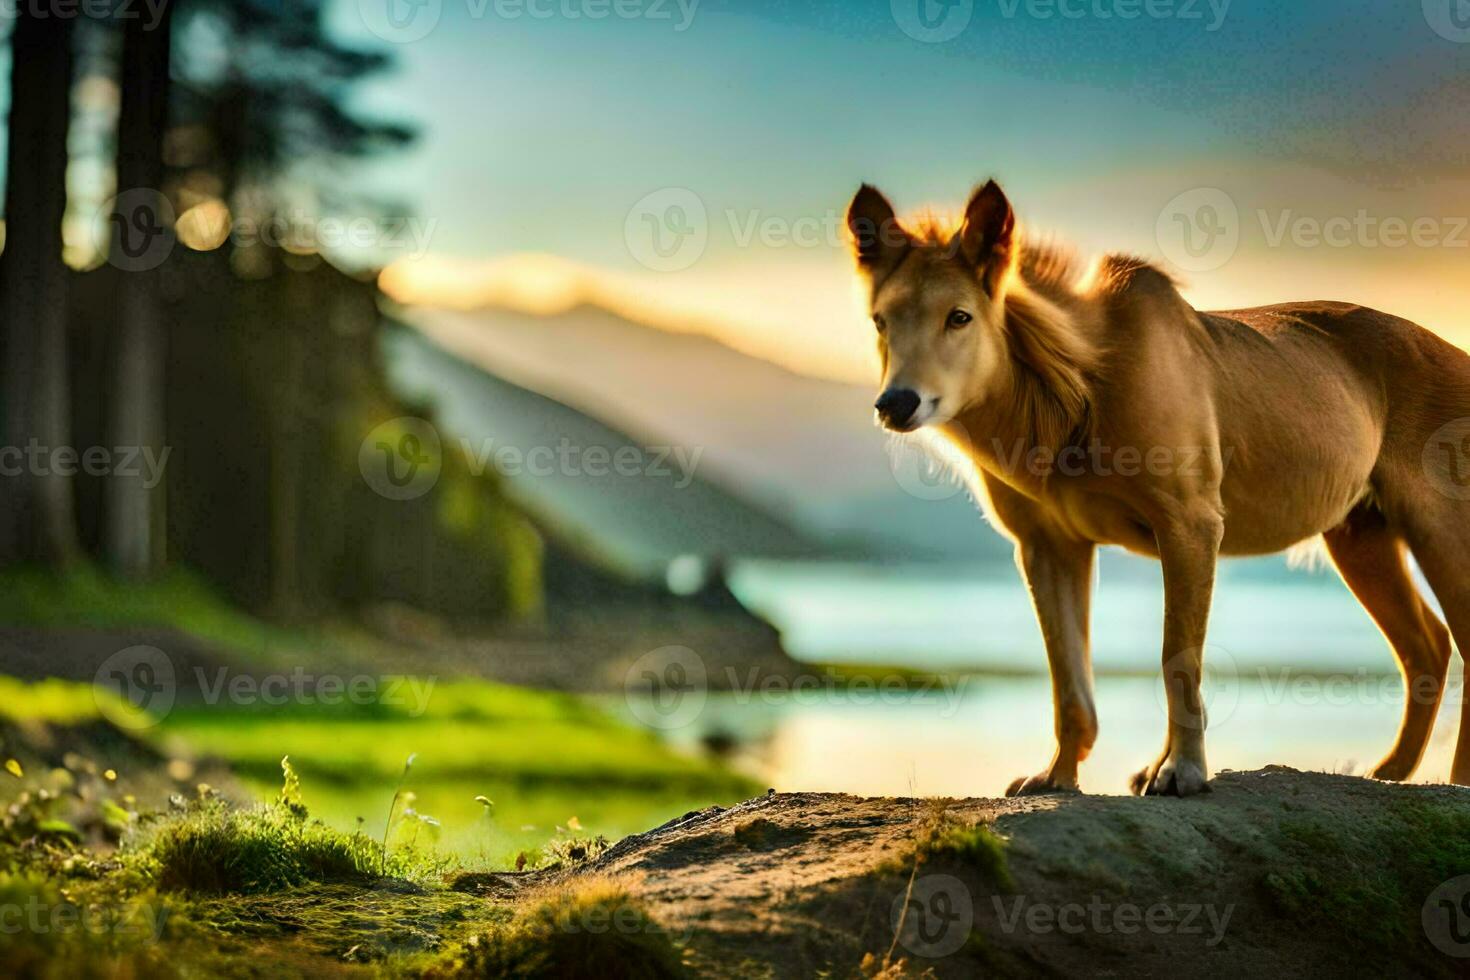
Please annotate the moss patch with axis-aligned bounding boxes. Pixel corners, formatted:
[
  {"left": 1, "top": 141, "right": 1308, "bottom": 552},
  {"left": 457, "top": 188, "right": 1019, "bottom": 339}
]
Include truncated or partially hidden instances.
[
  {"left": 430, "top": 877, "right": 689, "bottom": 979},
  {"left": 1258, "top": 792, "right": 1470, "bottom": 968},
  {"left": 879, "top": 805, "right": 1013, "bottom": 891}
]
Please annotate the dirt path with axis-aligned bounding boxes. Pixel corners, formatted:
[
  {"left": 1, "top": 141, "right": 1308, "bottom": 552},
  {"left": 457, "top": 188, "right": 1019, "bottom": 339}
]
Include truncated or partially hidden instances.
[{"left": 528, "top": 767, "right": 1470, "bottom": 978}]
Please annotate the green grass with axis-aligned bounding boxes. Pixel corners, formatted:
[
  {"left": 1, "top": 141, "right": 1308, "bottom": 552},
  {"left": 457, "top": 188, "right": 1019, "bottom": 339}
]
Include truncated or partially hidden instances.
[
  {"left": 130, "top": 798, "right": 394, "bottom": 894},
  {"left": 0, "top": 675, "right": 124, "bottom": 726},
  {"left": 878, "top": 805, "right": 1014, "bottom": 891},
  {"left": 916, "top": 821, "right": 1014, "bottom": 890},
  {"left": 156, "top": 679, "right": 758, "bottom": 861},
  {"left": 0, "top": 564, "right": 277, "bottom": 656}
]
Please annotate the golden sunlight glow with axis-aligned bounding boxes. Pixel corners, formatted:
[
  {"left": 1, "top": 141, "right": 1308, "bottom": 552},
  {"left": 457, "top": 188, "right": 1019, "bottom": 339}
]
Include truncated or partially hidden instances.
[
  {"left": 176, "top": 199, "right": 231, "bottom": 251},
  {"left": 379, "top": 252, "right": 593, "bottom": 316},
  {"left": 379, "top": 252, "right": 881, "bottom": 385}
]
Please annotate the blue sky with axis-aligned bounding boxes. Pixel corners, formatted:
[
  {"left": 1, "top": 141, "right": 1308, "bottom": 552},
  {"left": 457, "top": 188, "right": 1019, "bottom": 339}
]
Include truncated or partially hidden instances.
[{"left": 325, "top": 0, "right": 1470, "bottom": 252}]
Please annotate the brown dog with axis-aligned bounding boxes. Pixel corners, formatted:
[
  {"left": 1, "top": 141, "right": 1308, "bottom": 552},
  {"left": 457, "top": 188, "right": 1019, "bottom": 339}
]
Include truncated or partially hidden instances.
[{"left": 847, "top": 179, "right": 1470, "bottom": 795}]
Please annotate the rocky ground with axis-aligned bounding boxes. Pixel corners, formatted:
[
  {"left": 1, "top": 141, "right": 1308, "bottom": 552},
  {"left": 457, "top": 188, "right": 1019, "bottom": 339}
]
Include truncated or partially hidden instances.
[{"left": 454, "top": 767, "right": 1470, "bottom": 978}]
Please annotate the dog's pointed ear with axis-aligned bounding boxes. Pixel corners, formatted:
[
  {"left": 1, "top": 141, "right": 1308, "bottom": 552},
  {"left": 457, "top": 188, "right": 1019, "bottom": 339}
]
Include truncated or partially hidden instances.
[
  {"left": 847, "top": 184, "right": 908, "bottom": 275},
  {"left": 957, "top": 180, "right": 1016, "bottom": 290}
]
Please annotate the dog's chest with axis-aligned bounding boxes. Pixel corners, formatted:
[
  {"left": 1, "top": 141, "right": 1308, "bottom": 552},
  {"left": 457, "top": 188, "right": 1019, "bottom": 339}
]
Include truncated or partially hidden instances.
[{"left": 1042, "top": 486, "right": 1162, "bottom": 557}]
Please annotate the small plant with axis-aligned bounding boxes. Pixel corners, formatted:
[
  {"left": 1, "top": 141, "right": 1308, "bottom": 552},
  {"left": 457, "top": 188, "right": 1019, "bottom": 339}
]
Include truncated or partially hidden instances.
[
  {"left": 473, "top": 794, "right": 495, "bottom": 866},
  {"left": 381, "top": 753, "right": 418, "bottom": 874},
  {"left": 277, "top": 755, "right": 307, "bottom": 820},
  {"left": 127, "top": 760, "right": 417, "bottom": 893},
  {"left": 879, "top": 805, "right": 1012, "bottom": 890},
  {"left": 533, "top": 834, "right": 610, "bottom": 872}
]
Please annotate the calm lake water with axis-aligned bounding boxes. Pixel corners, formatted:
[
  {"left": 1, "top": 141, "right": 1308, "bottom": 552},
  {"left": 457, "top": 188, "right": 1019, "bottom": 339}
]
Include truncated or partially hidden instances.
[
  {"left": 621, "top": 673, "right": 1464, "bottom": 799},
  {"left": 727, "top": 558, "right": 1402, "bottom": 673}
]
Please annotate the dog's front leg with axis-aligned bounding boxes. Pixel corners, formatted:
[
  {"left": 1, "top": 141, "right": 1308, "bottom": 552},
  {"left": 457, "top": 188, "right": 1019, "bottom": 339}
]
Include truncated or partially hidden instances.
[
  {"left": 1131, "top": 505, "right": 1224, "bottom": 797},
  {"left": 1006, "top": 532, "right": 1097, "bottom": 796}
]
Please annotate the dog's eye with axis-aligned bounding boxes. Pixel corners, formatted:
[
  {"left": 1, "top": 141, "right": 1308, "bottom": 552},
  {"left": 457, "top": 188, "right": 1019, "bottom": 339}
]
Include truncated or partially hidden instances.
[
  {"left": 873, "top": 314, "right": 887, "bottom": 334},
  {"left": 946, "top": 309, "right": 973, "bottom": 329}
]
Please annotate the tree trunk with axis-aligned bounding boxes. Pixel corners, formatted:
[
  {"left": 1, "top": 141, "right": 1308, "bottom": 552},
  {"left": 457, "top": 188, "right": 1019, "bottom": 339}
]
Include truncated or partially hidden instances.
[
  {"left": 105, "top": 8, "right": 175, "bottom": 577},
  {"left": 0, "top": 13, "right": 79, "bottom": 567}
]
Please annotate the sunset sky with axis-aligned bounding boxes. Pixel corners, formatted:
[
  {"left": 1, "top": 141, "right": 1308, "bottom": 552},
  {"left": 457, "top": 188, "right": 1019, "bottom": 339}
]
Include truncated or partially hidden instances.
[
  {"left": 3, "top": 1, "right": 1463, "bottom": 384},
  {"left": 325, "top": 0, "right": 1470, "bottom": 382}
]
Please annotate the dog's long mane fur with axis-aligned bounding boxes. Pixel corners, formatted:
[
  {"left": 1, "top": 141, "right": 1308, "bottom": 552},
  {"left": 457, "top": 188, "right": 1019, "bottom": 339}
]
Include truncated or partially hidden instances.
[{"left": 1002, "top": 269, "right": 1098, "bottom": 456}]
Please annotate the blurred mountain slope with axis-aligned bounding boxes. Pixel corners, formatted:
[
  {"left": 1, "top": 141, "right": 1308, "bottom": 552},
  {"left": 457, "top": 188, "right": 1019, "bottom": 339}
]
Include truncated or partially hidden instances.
[
  {"left": 393, "top": 300, "right": 1008, "bottom": 566},
  {"left": 382, "top": 319, "right": 829, "bottom": 576}
]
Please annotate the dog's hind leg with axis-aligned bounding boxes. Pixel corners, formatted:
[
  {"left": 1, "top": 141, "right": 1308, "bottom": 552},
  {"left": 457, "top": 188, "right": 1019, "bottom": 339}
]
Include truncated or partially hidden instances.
[
  {"left": 1324, "top": 507, "right": 1452, "bottom": 781},
  {"left": 1397, "top": 488, "right": 1470, "bottom": 785}
]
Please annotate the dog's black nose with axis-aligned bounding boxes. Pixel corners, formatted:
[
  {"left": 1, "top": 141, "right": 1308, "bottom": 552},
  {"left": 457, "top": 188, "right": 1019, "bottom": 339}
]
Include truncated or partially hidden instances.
[{"left": 874, "top": 388, "right": 921, "bottom": 429}]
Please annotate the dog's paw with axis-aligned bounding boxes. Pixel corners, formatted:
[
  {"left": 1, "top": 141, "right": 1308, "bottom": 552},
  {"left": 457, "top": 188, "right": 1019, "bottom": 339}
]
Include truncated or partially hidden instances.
[
  {"left": 1368, "top": 756, "right": 1414, "bottom": 782},
  {"left": 1006, "top": 771, "right": 1081, "bottom": 797},
  {"left": 1130, "top": 752, "right": 1210, "bottom": 797}
]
